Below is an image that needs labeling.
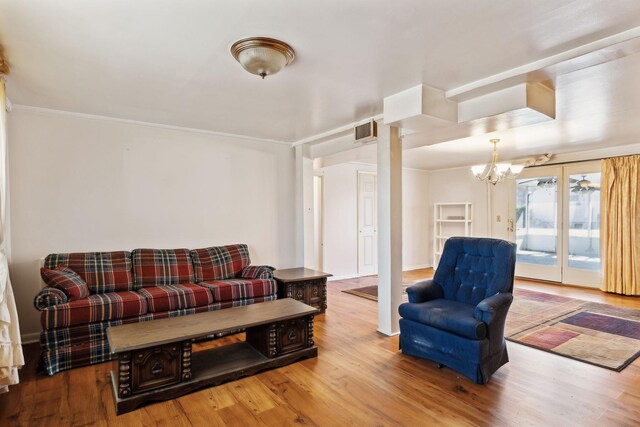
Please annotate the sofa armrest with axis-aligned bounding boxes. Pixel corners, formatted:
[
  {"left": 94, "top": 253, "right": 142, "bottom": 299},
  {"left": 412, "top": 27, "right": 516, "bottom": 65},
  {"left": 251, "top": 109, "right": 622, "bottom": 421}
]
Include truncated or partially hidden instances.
[
  {"left": 239, "top": 265, "right": 275, "bottom": 280},
  {"left": 34, "top": 287, "right": 68, "bottom": 310},
  {"left": 405, "top": 279, "right": 444, "bottom": 303},
  {"left": 474, "top": 292, "right": 513, "bottom": 324}
]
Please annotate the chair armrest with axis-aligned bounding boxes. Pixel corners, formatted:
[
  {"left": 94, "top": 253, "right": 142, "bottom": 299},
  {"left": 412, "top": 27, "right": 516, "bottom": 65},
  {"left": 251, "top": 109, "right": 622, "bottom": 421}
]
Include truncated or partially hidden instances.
[
  {"left": 474, "top": 292, "right": 513, "bottom": 324},
  {"left": 405, "top": 279, "right": 444, "bottom": 303},
  {"left": 34, "top": 287, "right": 68, "bottom": 310},
  {"left": 238, "top": 265, "right": 275, "bottom": 280}
]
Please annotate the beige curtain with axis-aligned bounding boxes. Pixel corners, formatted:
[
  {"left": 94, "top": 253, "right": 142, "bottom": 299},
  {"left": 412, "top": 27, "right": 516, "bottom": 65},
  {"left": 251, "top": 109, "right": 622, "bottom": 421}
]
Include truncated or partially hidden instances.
[
  {"left": 601, "top": 155, "right": 640, "bottom": 295},
  {"left": 0, "top": 77, "right": 24, "bottom": 393}
]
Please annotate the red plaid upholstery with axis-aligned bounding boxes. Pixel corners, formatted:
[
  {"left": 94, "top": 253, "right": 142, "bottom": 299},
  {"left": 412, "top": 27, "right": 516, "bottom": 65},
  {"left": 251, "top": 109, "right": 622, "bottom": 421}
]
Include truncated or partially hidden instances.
[
  {"left": 40, "top": 267, "right": 90, "bottom": 301},
  {"left": 132, "top": 248, "right": 194, "bottom": 287},
  {"left": 198, "top": 278, "right": 276, "bottom": 302},
  {"left": 137, "top": 284, "right": 213, "bottom": 312},
  {"left": 41, "top": 291, "right": 148, "bottom": 328},
  {"left": 239, "top": 265, "right": 274, "bottom": 280},
  {"left": 41, "top": 340, "right": 113, "bottom": 375},
  {"left": 190, "top": 244, "right": 250, "bottom": 282},
  {"left": 34, "top": 287, "right": 67, "bottom": 310},
  {"left": 44, "top": 252, "right": 134, "bottom": 294}
]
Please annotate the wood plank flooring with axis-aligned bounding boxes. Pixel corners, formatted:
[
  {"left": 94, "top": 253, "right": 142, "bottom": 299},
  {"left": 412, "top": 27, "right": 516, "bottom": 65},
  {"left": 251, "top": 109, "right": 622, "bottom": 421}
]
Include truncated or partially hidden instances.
[{"left": 2, "top": 269, "right": 639, "bottom": 426}]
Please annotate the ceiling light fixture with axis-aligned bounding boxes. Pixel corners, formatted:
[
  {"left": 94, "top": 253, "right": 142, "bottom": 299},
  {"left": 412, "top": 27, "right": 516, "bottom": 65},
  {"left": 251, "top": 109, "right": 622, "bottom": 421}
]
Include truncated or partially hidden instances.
[
  {"left": 230, "top": 37, "right": 295, "bottom": 79},
  {"left": 471, "top": 139, "right": 525, "bottom": 185}
]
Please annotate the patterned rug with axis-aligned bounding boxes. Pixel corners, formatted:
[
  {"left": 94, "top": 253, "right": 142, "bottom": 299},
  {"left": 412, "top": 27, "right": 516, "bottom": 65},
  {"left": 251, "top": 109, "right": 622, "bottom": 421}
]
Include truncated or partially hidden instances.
[
  {"left": 507, "top": 288, "right": 640, "bottom": 371},
  {"left": 344, "top": 284, "right": 640, "bottom": 371},
  {"left": 342, "top": 285, "right": 409, "bottom": 302}
]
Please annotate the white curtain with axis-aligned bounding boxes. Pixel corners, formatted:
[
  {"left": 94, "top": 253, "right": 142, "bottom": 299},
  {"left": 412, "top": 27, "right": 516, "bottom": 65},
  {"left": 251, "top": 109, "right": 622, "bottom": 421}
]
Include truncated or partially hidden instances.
[{"left": 0, "top": 77, "right": 24, "bottom": 393}]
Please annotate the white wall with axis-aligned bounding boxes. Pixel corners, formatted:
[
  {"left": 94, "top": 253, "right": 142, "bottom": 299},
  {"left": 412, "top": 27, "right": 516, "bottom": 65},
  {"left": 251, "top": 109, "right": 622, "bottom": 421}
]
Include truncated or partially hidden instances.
[
  {"left": 320, "top": 162, "right": 430, "bottom": 279},
  {"left": 428, "top": 167, "right": 492, "bottom": 238},
  {"left": 8, "top": 109, "right": 297, "bottom": 340}
]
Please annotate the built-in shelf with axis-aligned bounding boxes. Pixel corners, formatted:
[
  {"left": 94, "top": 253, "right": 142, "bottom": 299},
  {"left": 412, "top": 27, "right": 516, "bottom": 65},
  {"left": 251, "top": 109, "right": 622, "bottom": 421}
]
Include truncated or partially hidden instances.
[{"left": 433, "top": 202, "right": 472, "bottom": 267}]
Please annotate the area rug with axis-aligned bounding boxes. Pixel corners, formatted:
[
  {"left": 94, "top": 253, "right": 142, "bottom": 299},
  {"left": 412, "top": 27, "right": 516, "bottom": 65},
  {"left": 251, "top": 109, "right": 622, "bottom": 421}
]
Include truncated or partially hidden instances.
[
  {"left": 506, "top": 288, "right": 640, "bottom": 371},
  {"left": 343, "top": 284, "right": 640, "bottom": 371},
  {"left": 342, "top": 285, "right": 409, "bottom": 302}
]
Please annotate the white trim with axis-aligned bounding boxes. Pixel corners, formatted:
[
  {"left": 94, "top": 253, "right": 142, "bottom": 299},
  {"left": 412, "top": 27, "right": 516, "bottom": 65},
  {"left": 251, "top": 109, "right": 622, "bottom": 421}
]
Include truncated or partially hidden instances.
[
  {"left": 402, "top": 263, "right": 432, "bottom": 271},
  {"left": 319, "top": 161, "right": 430, "bottom": 173},
  {"left": 293, "top": 114, "right": 384, "bottom": 147},
  {"left": 377, "top": 329, "right": 400, "bottom": 336},
  {"left": 10, "top": 104, "right": 292, "bottom": 146},
  {"left": 327, "top": 273, "right": 360, "bottom": 281},
  {"left": 21, "top": 332, "right": 40, "bottom": 344},
  {"left": 543, "top": 144, "right": 640, "bottom": 165},
  {"left": 446, "top": 26, "right": 640, "bottom": 100}
]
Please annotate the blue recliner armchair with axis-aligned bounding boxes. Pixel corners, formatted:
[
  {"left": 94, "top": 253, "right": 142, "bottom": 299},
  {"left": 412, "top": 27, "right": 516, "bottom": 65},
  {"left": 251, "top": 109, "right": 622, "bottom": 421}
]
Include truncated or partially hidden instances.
[{"left": 399, "top": 237, "right": 516, "bottom": 384}]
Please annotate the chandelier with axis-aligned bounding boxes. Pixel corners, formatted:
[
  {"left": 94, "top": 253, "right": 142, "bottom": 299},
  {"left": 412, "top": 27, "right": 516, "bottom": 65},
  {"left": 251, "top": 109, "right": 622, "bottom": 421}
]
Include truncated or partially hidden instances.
[
  {"left": 471, "top": 139, "right": 525, "bottom": 185},
  {"left": 230, "top": 37, "right": 295, "bottom": 79}
]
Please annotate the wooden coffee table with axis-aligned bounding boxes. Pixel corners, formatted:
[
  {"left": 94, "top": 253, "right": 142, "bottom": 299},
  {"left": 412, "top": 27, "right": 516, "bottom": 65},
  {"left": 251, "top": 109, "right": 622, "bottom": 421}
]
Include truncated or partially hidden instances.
[{"left": 106, "top": 298, "right": 318, "bottom": 415}]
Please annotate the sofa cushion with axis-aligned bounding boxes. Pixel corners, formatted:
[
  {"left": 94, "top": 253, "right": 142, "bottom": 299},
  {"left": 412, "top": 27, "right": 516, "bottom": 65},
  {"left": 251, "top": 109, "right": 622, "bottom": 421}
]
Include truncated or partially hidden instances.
[
  {"left": 137, "top": 284, "right": 213, "bottom": 312},
  {"left": 190, "top": 244, "right": 250, "bottom": 282},
  {"left": 40, "top": 266, "right": 90, "bottom": 301},
  {"left": 132, "top": 248, "right": 195, "bottom": 287},
  {"left": 41, "top": 291, "right": 148, "bottom": 329},
  {"left": 44, "top": 251, "right": 134, "bottom": 294},
  {"left": 239, "top": 265, "right": 274, "bottom": 280},
  {"left": 198, "top": 278, "right": 276, "bottom": 302},
  {"left": 398, "top": 299, "right": 487, "bottom": 340}
]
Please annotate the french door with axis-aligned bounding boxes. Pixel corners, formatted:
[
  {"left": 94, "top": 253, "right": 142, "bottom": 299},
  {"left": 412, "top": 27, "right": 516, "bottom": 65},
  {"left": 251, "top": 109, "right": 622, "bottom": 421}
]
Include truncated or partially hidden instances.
[{"left": 510, "top": 161, "right": 602, "bottom": 287}]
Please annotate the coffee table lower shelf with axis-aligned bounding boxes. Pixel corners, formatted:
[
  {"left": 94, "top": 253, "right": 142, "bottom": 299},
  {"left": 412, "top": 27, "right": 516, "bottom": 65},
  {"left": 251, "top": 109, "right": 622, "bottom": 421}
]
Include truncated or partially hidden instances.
[{"left": 111, "top": 341, "right": 317, "bottom": 415}]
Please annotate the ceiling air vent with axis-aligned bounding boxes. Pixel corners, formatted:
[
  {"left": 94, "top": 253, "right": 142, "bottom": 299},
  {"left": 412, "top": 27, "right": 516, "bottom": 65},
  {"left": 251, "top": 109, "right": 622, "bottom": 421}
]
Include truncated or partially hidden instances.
[{"left": 354, "top": 120, "right": 377, "bottom": 143}]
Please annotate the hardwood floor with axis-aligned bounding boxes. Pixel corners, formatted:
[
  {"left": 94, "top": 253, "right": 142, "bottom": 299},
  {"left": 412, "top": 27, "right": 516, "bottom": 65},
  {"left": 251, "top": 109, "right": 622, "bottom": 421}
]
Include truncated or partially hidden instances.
[{"left": 2, "top": 269, "right": 639, "bottom": 426}]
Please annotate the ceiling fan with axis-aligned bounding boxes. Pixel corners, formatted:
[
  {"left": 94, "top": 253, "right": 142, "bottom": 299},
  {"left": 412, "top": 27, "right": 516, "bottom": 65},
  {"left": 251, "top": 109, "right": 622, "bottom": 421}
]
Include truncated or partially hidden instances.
[
  {"left": 571, "top": 175, "right": 600, "bottom": 192},
  {"left": 518, "top": 175, "right": 599, "bottom": 191}
]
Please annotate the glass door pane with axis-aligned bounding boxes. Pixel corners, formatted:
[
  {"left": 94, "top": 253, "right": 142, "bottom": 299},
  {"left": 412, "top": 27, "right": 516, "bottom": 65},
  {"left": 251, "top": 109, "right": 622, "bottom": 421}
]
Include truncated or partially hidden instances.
[
  {"left": 567, "top": 173, "right": 601, "bottom": 271},
  {"left": 516, "top": 176, "right": 558, "bottom": 265},
  {"left": 562, "top": 161, "right": 602, "bottom": 288}
]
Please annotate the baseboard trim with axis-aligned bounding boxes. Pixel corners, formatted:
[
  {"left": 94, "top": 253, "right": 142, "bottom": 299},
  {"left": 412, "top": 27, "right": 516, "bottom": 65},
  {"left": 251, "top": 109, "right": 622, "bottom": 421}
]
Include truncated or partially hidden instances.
[
  {"left": 21, "top": 332, "right": 40, "bottom": 344},
  {"left": 328, "top": 274, "right": 360, "bottom": 282},
  {"left": 402, "top": 264, "right": 432, "bottom": 271}
]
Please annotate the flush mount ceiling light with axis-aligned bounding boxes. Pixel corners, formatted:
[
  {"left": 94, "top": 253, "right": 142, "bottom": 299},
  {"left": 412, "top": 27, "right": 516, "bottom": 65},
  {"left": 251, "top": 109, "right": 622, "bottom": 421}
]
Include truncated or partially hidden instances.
[
  {"left": 471, "top": 139, "right": 525, "bottom": 185},
  {"left": 230, "top": 37, "right": 295, "bottom": 79}
]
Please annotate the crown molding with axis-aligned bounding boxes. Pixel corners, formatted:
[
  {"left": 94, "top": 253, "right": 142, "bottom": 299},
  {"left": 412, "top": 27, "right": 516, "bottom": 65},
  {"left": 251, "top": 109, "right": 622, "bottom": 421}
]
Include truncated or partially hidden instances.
[{"left": 10, "top": 104, "right": 292, "bottom": 146}]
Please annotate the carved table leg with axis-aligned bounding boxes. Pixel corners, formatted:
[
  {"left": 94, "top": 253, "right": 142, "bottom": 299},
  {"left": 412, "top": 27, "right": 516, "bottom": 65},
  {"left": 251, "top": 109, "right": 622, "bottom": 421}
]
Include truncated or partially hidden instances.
[
  {"left": 118, "top": 352, "right": 132, "bottom": 398},
  {"left": 182, "top": 340, "right": 192, "bottom": 381},
  {"left": 307, "top": 315, "right": 315, "bottom": 347},
  {"left": 268, "top": 323, "right": 277, "bottom": 358}
]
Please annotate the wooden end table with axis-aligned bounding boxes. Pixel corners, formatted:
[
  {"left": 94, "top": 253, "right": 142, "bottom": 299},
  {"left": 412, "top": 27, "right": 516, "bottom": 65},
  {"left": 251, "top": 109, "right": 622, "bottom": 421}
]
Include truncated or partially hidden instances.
[
  {"left": 274, "top": 268, "right": 332, "bottom": 313},
  {"left": 106, "top": 299, "right": 318, "bottom": 415}
]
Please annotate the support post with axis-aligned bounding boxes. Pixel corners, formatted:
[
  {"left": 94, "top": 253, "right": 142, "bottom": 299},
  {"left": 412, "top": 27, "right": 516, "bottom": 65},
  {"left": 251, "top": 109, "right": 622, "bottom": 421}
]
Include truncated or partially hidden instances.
[{"left": 376, "top": 124, "right": 403, "bottom": 336}]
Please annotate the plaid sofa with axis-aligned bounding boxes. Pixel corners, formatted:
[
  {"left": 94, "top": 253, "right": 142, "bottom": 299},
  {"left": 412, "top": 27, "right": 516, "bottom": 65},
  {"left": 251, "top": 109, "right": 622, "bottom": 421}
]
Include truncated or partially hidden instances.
[{"left": 33, "top": 244, "right": 276, "bottom": 375}]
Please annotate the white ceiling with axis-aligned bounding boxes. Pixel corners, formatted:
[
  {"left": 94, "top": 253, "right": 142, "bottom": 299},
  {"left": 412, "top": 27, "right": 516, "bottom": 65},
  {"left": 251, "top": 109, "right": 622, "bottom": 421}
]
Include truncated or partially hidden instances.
[{"left": 2, "top": 1, "right": 640, "bottom": 165}]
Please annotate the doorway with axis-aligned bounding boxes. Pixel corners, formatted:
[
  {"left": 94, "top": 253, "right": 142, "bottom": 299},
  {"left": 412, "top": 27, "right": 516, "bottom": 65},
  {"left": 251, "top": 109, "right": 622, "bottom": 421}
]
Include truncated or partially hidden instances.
[
  {"left": 358, "top": 171, "right": 377, "bottom": 276},
  {"left": 510, "top": 161, "right": 602, "bottom": 287}
]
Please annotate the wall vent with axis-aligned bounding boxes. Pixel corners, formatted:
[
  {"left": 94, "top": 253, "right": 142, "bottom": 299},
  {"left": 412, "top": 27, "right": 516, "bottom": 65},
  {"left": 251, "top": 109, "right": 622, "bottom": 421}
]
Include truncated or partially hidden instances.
[{"left": 354, "top": 120, "right": 377, "bottom": 143}]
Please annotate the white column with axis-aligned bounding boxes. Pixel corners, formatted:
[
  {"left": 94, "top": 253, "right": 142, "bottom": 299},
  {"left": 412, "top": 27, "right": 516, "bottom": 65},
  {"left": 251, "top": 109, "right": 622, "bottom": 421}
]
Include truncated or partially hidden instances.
[
  {"left": 377, "top": 124, "right": 403, "bottom": 335},
  {"left": 295, "top": 145, "right": 315, "bottom": 268}
]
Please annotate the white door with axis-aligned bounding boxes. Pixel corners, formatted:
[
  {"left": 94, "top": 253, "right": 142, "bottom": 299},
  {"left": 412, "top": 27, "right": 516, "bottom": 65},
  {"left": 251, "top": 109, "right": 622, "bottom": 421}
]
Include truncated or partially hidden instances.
[
  {"left": 358, "top": 172, "right": 377, "bottom": 276},
  {"left": 509, "top": 161, "right": 602, "bottom": 287}
]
